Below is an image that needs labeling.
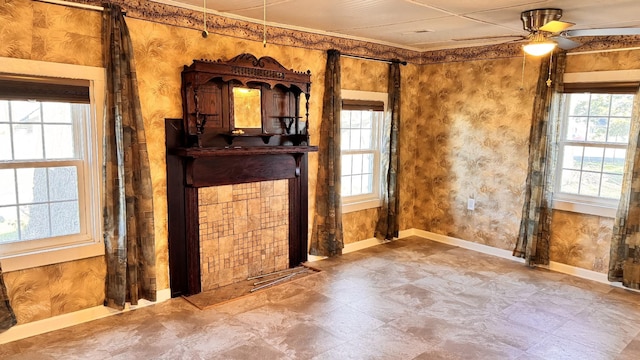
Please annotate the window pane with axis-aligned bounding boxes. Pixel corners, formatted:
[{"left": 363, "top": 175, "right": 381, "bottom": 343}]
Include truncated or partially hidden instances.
[
  {"left": 44, "top": 124, "right": 75, "bottom": 159},
  {"left": 50, "top": 201, "right": 80, "bottom": 237},
  {"left": 0, "top": 206, "right": 19, "bottom": 243},
  {"left": 560, "top": 169, "right": 581, "bottom": 194},
  {"left": 0, "top": 100, "right": 8, "bottom": 121},
  {"left": 341, "top": 176, "right": 352, "bottom": 196},
  {"left": 0, "top": 169, "right": 16, "bottom": 206},
  {"left": 10, "top": 101, "right": 41, "bottom": 123},
  {"left": 0, "top": 124, "right": 11, "bottom": 160},
  {"left": 586, "top": 117, "right": 607, "bottom": 142},
  {"left": 360, "top": 129, "right": 372, "bottom": 149},
  {"left": 582, "top": 147, "right": 604, "bottom": 171},
  {"left": 580, "top": 172, "right": 601, "bottom": 197},
  {"left": 20, "top": 203, "right": 50, "bottom": 240},
  {"left": 352, "top": 154, "right": 363, "bottom": 174},
  {"left": 12, "top": 124, "right": 44, "bottom": 160},
  {"left": 351, "top": 174, "right": 362, "bottom": 195},
  {"left": 562, "top": 146, "right": 583, "bottom": 170},
  {"left": 362, "top": 174, "right": 373, "bottom": 194},
  {"left": 340, "top": 111, "right": 350, "bottom": 129},
  {"left": 568, "top": 93, "right": 590, "bottom": 116},
  {"left": 42, "top": 102, "right": 72, "bottom": 123},
  {"left": 361, "top": 112, "right": 372, "bottom": 128},
  {"left": 607, "top": 118, "right": 630, "bottom": 143},
  {"left": 350, "top": 111, "right": 361, "bottom": 128},
  {"left": 341, "top": 129, "right": 350, "bottom": 150},
  {"left": 589, "top": 94, "right": 611, "bottom": 116},
  {"left": 17, "top": 168, "right": 49, "bottom": 204},
  {"left": 601, "top": 174, "right": 623, "bottom": 199},
  {"left": 48, "top": 167, "right": 78, "bottom": 201},
  {"left": 342, "top": 154, "right": 352, "bottom": 176},
  {"left": 350, "top": 129, "right": 361, "bottom": 150},
  {"left": 603, "top": 148, "right": 626, "bottom": 174},
  {"left": 611, "top": 94, "right": 634, "bottom": 117},
  {"left": 566, "top": 117, "right": 587, "bottom": 141},
  {"left": 362, "top": 153, "right": 373, "bottom": 174}
]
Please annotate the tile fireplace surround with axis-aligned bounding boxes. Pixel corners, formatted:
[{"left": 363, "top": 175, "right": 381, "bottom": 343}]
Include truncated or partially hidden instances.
[{"left": 198, "top": 180, "right": 289, "bottom": 291}]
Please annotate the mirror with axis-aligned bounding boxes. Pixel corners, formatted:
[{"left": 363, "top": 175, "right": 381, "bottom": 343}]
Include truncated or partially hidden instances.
[{"left": 233, "top": 87, "right": 262, "bottom": 129}]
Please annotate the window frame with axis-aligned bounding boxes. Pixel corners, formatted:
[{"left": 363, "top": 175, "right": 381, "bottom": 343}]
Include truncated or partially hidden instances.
[
  {"left": 553, "top": 69, "right": 640, "bottom": 218},
  {"left": 340, "top": 89, "right": 386, "bottom": 214},
  {"left": 0, "top": 57, "right": 105, "bottom": 272}
]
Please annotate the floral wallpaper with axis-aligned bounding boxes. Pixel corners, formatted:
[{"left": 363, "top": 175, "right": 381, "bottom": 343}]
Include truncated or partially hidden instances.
[{"left": 413, "top": 56, "right": 541, "bottom": 251}]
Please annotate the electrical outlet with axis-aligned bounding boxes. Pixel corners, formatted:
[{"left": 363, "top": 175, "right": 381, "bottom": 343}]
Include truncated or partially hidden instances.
[{"left": 467, "top": 198, "right": 475, "bottom": 211}]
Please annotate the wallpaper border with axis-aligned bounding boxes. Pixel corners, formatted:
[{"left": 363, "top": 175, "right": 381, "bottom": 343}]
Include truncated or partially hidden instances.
[{"left": 64, "top": 0, "right": 640, "bottom": 65}]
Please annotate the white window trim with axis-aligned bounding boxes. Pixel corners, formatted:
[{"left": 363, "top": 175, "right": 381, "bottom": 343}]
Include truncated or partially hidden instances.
[
  {"left": 553, "top": 69, "right": 640, "bottom": 219},
  {"left": 341, "top": 89, "right": 387, "bottom": 214},
  {"left": 0, "top": 57, "right": 105, "bottom": 272}
]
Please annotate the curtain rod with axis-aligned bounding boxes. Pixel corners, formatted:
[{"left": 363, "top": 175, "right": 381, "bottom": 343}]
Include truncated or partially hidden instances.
[
  {"left": 341, "top": 53, "right": 407, "bottom": 66},
  {"left": 36, "top": 0, "right": 126, "bottom": 14}
]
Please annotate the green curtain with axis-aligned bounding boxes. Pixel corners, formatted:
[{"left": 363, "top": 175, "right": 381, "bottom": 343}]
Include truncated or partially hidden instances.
[
  {"left": 609, "top": 86, "right": 640, "bottom": 289},
  {"left": 310, "top": 49, "right": 343, "bottom": 257},
  {"left": 0, "top": 264, "right": 16, "bottom": 332},
  {"left": 514, "top": 52, "right": 566, "bottom": 266},
  {"left": 375, "top": 61, "right": 401, "bottom": 240},
  {"left": 102, "top": 3, "right": 156, "bottom": 309}
]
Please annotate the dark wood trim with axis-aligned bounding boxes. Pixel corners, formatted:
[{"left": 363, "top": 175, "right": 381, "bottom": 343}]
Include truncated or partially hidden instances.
[{"left": 185, "top": 187, "right": 201, "bottom": 295}]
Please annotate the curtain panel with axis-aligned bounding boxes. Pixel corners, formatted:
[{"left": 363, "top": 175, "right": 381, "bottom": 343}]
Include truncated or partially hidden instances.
[
  {"left": 609, "top": 86, "right": 640, "bottom": 289},
  {"left": 0, "top": 264, "right": 16, "bottom": 333},
  {"left": 103, "top": 3, "right": 156, "bottom": 309},
  {"left": 514, "top": 52, "right": 566, "bottom": 266},
  {"left": 310, "top": 50, "right": 344, "bottom": 257},
  {"left": 375, "top": 61, "right": 401, "bottom": 240}
]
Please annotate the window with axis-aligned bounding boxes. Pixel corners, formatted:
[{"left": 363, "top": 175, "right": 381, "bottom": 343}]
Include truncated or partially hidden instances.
[
  {"left": 341, "top": 90, "right": 386, "bottom": 213},
  {"left": 0, "top": 57, "right": 104, "bottom": 271},
  {"left": 554, "top": 89, "right": 636, "bottom": 217}
]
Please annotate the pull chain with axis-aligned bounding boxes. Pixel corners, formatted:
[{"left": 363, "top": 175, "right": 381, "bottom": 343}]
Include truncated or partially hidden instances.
[
  {"left": 546, "top": 52, "right": 553, "bottom": 87},
  {"left": 202, "top": 0, "right": 208, "bottom": 38},
  {"left": 263, "top": 0, "right": 267, "bottom": 47}
]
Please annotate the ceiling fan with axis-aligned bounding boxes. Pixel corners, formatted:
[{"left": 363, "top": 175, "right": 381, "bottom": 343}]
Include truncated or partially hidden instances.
[{"left": 520, "top": 8, "right": 640, "bottom": 56}]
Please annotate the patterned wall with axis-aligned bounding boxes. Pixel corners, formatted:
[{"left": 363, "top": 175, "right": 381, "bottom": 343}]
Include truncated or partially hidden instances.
[{"left": 414, "top": 56, "right": 541, "bottom": 251}]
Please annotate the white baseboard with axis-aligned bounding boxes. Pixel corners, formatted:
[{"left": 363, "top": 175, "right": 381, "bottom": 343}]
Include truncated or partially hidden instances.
[
  {"left": 409, "top": 228, "right": 618, "bottom": 286},
  {"left": 307, "top": 230, "right": 412, "bottom": 263},
  {"left": 0, "top": 288, "right": 171, "bottom": 344}
]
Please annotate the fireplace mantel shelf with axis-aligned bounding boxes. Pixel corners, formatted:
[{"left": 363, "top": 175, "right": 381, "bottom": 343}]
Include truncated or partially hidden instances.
[{"left": 170, "top": 145, "right": 318, "bottom": 158}]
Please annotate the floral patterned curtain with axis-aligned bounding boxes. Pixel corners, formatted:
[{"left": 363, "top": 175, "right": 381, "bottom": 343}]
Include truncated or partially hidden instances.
[
  {"left": 513, "top": 52, "right": 566, "bottom": 266},
  {"left": 375, "top": 61, "right": 401, "bottom": 240},
  {"left": 310, "top": 49, "right": 343, "bottom": 257},
  {"left": 0, "top": 264, "right": 16, "bottom": 332},
  {"left": 609, "top": 86, "right": 640, "bottom": 289},
  {"left": 103, "top": 3, "right": 156, "bottom": 309}
]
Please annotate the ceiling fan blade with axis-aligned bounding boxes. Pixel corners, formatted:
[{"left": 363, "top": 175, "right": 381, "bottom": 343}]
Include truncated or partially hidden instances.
[
  {"left": 563, "top": 28, "right": 640, "bottom": 37},
  {"left": 540, "top": 20, "right": 574, "bottom": 33},
  {"left": 452, "top": 35, "right": 525, "bottom": 42},
  {"left": 550, "top": 36, "right": 581, "bottom": 50}
]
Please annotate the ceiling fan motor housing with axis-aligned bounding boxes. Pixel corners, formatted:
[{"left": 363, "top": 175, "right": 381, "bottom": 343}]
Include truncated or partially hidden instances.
[{"left": 521, "top": 8, "right": 563, "bottom": 32}]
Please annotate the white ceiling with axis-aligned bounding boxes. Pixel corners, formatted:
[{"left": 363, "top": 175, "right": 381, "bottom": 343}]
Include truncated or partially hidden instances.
[{"left": 158, "top": 0, "right": 640, "bottom": 51}]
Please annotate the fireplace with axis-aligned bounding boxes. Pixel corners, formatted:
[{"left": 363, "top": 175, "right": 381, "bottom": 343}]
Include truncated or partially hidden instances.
[
  {"left": 165, "top": 54, "right": 316, "bottom": 297},
  {"left": 198, "top": 180, "right": 290, "bottom": 291}
]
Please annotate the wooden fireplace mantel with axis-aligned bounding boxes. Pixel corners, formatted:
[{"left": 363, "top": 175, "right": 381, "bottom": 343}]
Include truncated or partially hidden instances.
[{"left": 166, "top": 54, "right": 316, "bottom": 297}]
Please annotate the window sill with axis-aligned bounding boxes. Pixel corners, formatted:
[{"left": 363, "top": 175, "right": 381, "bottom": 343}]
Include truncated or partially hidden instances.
[
  {"left": 0, "top": 241, "right": 104, "bottom": 272},
  {"left": 343, "top": 198, "right": 381, "bottom": 214},
  {"left": 553, "top": 199, "right": 617, "bottom": 218}
]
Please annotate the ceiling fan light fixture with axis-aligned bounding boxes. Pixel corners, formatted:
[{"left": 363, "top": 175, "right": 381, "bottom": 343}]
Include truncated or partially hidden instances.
[
  {"left": 523, "top": 33, "right": 556, "bottom": 56},
  {"left": 523, "top": 41, "right": 556, "bottom": 56}
]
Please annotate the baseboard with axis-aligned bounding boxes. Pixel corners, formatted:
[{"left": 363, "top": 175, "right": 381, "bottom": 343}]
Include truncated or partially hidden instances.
[
  {"left": 0, "top": 288, "right": 171, "bottom": 344},
  {"left": 307, "top": 230, "right": 416, "bottom": 263},
  {"left": 411, "top": 229, "right": 525, "bottom": 264},
  {"left": 409, "top": 228, "right": 620, "bottom": 287}
]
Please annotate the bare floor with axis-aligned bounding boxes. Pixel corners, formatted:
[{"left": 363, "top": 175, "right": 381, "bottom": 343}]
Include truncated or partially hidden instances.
[{"left": 2, "top": 236, "right": 640, "bottom": 359}]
